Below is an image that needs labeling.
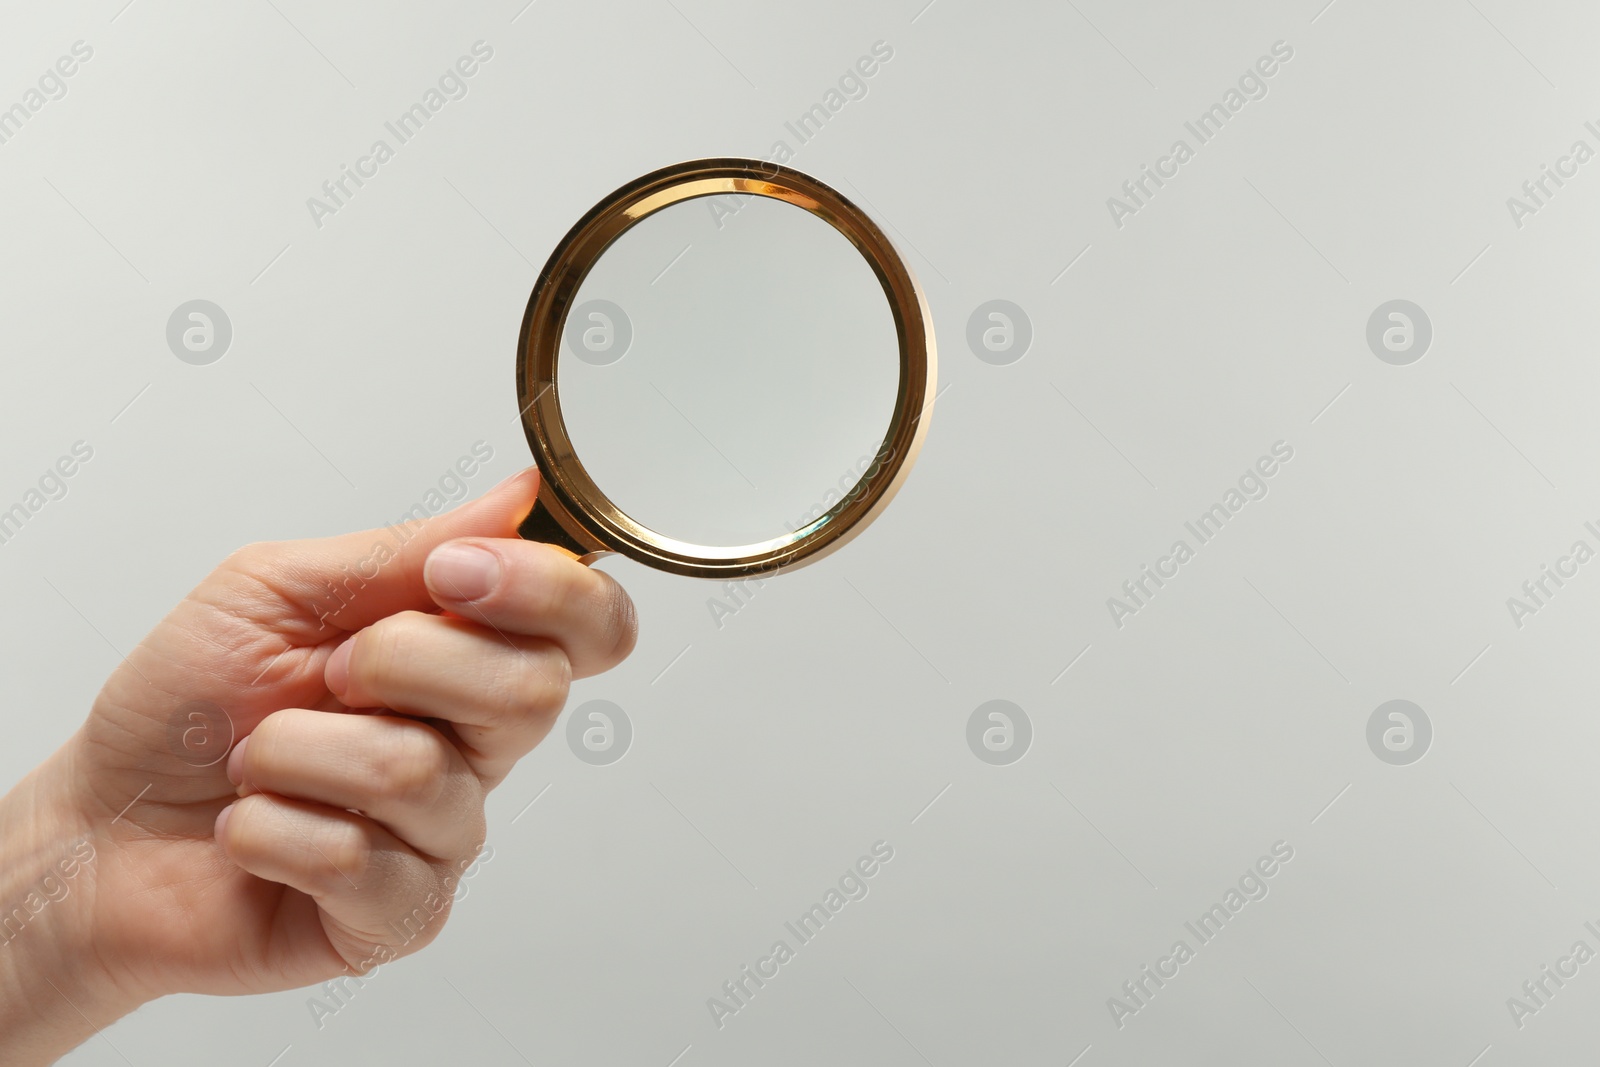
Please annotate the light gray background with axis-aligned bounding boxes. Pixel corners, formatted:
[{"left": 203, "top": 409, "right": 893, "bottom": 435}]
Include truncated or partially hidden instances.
[{"left": 0, "top": 0, "right": 1595, "bottom": 1064}]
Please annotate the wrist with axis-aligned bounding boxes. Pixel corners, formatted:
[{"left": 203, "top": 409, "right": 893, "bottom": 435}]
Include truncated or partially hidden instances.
[{"left": 0, "top": 737, "right": 143, "bottom": 1064}]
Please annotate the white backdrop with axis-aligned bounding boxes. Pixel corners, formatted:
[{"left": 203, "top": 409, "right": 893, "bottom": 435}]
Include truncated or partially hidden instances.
[{"left": 2, "top": 1, "right": 1599, "bottom": 1064}]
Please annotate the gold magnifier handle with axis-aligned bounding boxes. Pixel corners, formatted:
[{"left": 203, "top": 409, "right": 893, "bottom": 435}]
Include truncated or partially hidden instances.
[{"left": 516, "top": 489, "right": 611, "bottom": 566}]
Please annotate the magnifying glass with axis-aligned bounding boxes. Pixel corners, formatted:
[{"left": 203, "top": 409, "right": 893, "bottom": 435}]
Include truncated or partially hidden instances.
[{"left": 514, "top": 158, "right": 936, "bottom": 580}]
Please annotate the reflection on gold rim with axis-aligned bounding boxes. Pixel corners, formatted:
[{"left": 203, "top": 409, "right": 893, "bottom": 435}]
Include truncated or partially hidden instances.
[{"left": 515, "top": 157, "right": 937, "bottom": 580}]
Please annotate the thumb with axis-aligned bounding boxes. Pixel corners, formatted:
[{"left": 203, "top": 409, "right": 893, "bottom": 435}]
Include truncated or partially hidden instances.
[{"left": 251, "top": 466, "right": 541, "bottom": 634}]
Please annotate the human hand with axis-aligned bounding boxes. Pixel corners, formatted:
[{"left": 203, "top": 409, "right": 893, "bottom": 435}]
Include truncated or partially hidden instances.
[{"left": 0, "top": 468, "right": 637, "bottom": 1063}]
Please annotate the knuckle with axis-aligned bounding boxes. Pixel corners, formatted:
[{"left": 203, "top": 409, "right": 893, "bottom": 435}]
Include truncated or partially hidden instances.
[
  {"left": 486, "top": 647, "right": 569, "bottom": 725},
  {"left": 309, "top": 822, "right": 372, "bottom": 893},
  {"left": 368, "top": 724, "right": 451, "bottom": 809}
]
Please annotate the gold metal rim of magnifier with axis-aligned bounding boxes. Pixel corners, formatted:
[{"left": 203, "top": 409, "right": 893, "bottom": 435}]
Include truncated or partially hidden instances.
[{"left": 515, "top": 156, "right": 937, "bottom": 580}]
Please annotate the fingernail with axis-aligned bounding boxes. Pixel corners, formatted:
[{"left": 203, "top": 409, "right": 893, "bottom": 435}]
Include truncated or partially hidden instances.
[
  {"left": 325, "top": 639, "right": 353, "bottom": 699},
  {"left": 214, "top": 802, "right": 235, "bottom": 841},
  {"left": 225, "top": 735, "right": 250, "bottom": 787},
  {"left": 426, "top": 542, "right": 500, "bottom": 603}
]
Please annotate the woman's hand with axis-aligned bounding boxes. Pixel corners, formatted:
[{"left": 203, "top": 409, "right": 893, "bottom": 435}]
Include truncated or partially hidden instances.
[{"left": 0, "top": 468, "right": 636, "bottom": 1064}]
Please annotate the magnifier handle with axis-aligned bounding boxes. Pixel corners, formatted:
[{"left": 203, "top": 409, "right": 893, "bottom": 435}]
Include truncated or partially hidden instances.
[{"left": 516, "top": 498, "right": 609, "bottom": 566}]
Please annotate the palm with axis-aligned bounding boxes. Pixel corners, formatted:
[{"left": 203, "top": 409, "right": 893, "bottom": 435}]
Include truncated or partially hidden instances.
[{"left": 71, "top": 556, "right": 369, "bottom": 1000}]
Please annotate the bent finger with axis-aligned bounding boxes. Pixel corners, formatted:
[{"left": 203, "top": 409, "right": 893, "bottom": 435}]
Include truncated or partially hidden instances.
[
  {"left": 215, "top": 794, "right": 466, "bottom": 966},
  {"left": 324, "top": 611, "right": 571, "bottom": 783},
  {"left": 230, "top": 709, "right": 485, "bottom": 859}
]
